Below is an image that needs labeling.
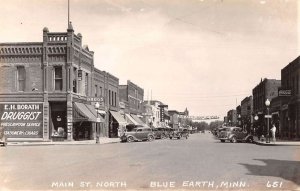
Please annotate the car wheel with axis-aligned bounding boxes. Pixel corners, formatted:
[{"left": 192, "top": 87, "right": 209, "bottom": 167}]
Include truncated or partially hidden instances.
[
  {"left": 148, "top": 135, "right": 154, "bottom": 142},
  {"left": 220, "top": 140, "right": 225, "bottom": 143},
  {"left": 247, "top": 138, "right": 253, "bottom": 143},
  {"left": 127, "top": 136, "right": 134, "bottom": 143},
  {"left": 230, "top": 137, "right": 237, "bottom": 143}
]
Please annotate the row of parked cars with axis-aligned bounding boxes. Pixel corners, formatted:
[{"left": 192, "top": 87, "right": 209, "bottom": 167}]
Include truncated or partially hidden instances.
[
  {"left": 212, "top": 126, "right": 254, "bottom": 143},
  {"left": 120, "top": 125, "right": 190, "bottom": 143}
]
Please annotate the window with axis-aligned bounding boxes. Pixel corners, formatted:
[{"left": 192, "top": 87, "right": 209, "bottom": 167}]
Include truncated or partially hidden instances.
[
  {"left": 114, "top": 92, "right": 117, "bottom": 106},
  {"left": 100, "top": 87, "right": 102, "bottom": 96},
  {"left": 85, "top": 73, "right": 88, "bottom": 96},
  {"left": 73, "top": 67, "right": 77, "bottom": 93},
  {"left": 95, "top": 85, "right": 98, "bottom": 97},
  {"left": 54, "top": 66, "right": 62, "bottom": 91},
  {"left": 17, "top": 66, "right": 25, "bottom": 91},
  {"left": 111, "top": 91, "right": 114, "bottom": 106},
  {"left": 109, "top": 90, "right": 111, "bottom": 105}
]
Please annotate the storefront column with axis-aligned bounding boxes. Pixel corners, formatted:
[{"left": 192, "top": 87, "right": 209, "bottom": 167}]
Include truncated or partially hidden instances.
[
  {"left": 67, "top": 100, "right": 73, "bottom": 141},
  {"left": 43, "top": 102, "right": 50, "bottom": 141}
]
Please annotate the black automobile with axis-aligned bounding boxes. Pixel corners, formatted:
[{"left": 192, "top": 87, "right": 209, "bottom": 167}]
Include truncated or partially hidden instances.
[
  {"left": 153, "top": 128, "right": 167, "bottom": 139},
  {"left": 218, "top": 127, "right": 253, "bottom": 143},
  {"left": 169, "top": 128, "right": 189, "bottom": 139},
  {"left": 120, "top": 126, "right": 155, "bottom": 143}
]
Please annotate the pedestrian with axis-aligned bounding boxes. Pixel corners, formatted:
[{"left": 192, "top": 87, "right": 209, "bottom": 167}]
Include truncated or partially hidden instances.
[{"left": 271, "top": 124, "right": 276, "bottom": 142}]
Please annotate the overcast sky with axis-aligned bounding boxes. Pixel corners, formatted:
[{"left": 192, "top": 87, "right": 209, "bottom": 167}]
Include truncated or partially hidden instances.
[{"left": 0, "top": 0, "right": 299, "bottom": 117}]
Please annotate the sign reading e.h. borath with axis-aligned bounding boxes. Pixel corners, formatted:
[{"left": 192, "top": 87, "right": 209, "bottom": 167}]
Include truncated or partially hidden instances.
[{"left": 0, "top": 103, "right": 43, "bottom": 138}]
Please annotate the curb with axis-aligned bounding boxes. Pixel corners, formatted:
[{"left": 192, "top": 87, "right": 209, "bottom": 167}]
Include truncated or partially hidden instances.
[
  {"left": 6, "top": 140, "right": 121, "bottom": 147},
  {"left": 253, "top": 140, "right": 300, "bottom": 146}
]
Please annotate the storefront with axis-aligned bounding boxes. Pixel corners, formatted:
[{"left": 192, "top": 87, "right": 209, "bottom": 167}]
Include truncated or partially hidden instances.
[
  {"left": 0, "top": 102, "right": 44, "bottom": 141},
  {"left": 109, "top": 111, "right": 127, "bottom": 138}
]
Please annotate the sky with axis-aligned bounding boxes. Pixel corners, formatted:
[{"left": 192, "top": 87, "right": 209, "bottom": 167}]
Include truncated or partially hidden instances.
[{"left": 0, "top": 0, "right": 299, "bottom": 118}]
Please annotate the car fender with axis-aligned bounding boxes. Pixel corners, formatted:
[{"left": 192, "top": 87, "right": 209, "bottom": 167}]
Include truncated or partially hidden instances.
[
  {"left": 244, "top": 135, "right": 253, "bottom": 141},
  {"left": 228, "top": 134, "right": 235, "bottom": 139}
]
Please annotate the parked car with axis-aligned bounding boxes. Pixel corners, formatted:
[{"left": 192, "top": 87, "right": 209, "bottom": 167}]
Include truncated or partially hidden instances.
[
  {"left": 153, "top": 128, "right": 167, "bottom": 139},
  {"left": 0, "top": 126, "right": 7, "bottom": 147},
  {"left": 120, "top": 126, "right": 155, "bottom": 143},
  {"left": 218, "top": 127, "right": 253, "bottom": 143}
]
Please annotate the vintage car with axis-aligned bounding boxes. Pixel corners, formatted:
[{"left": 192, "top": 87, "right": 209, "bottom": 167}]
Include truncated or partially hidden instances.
[
  {"left": 0, "top": 126, "right": 7, "bottom": 147},
  {"left": 152, "top": 128, "right": 167, "bottom": 139},
  {"left": 120, "top": 126, "right": 155, "bottom": 143},
  {"left": 169, "top": 128, "right": 189, "bottom": 139},
  {"left": 218, "top": 127, "right": 253, "bottom": 143}
]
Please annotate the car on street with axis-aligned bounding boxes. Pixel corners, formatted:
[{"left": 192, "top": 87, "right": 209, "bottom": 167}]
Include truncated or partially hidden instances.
[
  {"left": 152, "top": 128, "right": 167, "bottom": 139},
  {"left": 218, "top": 126, "right": 253, "bottom": 143},
  {"left": 169, "top": 128, "right": 189, "bottom": 139},
  {"left": 120, "top": 126, "right": 155, "bottom": 143}
]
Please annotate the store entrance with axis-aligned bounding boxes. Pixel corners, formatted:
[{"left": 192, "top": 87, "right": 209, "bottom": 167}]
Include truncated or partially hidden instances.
[{"left": 50, "top": 102, "right": 67, "bottom": 139}]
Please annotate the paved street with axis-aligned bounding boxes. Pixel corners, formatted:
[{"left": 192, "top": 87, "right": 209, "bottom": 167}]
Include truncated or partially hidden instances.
[{"left": 0, "top": 133, "right": 299, "bottom": 191}]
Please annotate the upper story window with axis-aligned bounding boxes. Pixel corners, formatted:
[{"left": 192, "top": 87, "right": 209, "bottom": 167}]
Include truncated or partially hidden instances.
[
  {"left": 17, "top": 66, "right": 26, "bottom": 91},
  {"left": 95, "top": 85, "right": 98, "bottom": 97},
  {"left": 100, "top": 87, "right": 103, "bottom": 96},
  {"left": 73, "top": 67, "right": 77, "bottom": 93},
  {"left": 54, "top": 66, "right": 63, "bottom": 91},
  {"left": 85, "top": 73, "right": 89, "bottom": 96}
]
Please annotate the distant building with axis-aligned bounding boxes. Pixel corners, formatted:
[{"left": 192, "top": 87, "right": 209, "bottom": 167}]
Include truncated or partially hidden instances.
[
  {"left": 252, "top": 78, "right": 281, "bottom": 135},
  {"left": 227, "top": 110, "right": 237, "bottom": 126},
  {"left": 241, "top": 96, "right": 253, "bottom": 133}
]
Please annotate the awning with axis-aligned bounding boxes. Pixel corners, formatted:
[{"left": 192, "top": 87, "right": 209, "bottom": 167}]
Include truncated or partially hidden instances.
[
  {"left": 110, "top": 111, "right": 127, "bottom": 125},
  {"left": 85, "top": 104, "right": 105, "bottom": 123},
  {"left": 73, "top": 102, "right": 104, "bottom": 123},
  {"left": 131, "top": 114, "right": 146, "bottom": 126},
  {"left": 125, "top": 114, "right": 139, "bottom": 125}
]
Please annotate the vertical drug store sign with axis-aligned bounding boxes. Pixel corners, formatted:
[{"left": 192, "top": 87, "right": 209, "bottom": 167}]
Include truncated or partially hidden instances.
[{"left": 0, "top": 103, "right": 43, "bottom": 138}]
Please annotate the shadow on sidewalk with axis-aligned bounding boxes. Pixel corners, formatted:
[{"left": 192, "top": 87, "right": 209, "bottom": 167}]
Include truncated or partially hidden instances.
[{"left": 239, "top": 159, "right": 300, "bottom": 186}]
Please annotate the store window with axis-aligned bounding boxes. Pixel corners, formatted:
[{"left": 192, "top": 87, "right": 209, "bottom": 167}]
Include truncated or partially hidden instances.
[
  {"left": 17, "top": 66, "right": 26, "bottom": 91},
  {"left": 54, "top": 66, "right": 62, "bottom": 91}
]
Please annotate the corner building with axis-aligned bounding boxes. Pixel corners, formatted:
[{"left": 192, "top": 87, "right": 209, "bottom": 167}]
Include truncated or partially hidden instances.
[{"left": 0, "top": 24, "right": 118, "bottom": 141}]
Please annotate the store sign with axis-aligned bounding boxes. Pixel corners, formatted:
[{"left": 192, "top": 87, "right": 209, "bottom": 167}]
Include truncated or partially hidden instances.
[
  {"left": 0, "top": 103, "right": 43, "bottom": 138},
  {"left": 278, "top": 89, "right": 292, "bottom": 97},
  {"left": 87, "top": 97, "right": 104, "bottom": 102}
]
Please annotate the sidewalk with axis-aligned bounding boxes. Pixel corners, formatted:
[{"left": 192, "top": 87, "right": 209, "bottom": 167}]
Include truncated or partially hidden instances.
[
  {"left": 253, "top": 136, "right": 300, "bottom": 146},
  {"left": 6, "top": 137, "right": 121, "bottom": 146}
]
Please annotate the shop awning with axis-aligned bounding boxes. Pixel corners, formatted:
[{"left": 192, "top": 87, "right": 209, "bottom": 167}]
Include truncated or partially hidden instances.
[
  {"left": 85, "top": 104, "right": 105, "bottom": 123},
  {"left": 131, "top": 114, "right": 146, "bottom": 126},
  {"left": 110, "top": 111, "right": 127, "bottom": 125},
  {"left": 73, "top": 102, "right": 103, "bottom": 123},
  {"left": 125, "top": 114, "right": 139, "bottom": 125}
]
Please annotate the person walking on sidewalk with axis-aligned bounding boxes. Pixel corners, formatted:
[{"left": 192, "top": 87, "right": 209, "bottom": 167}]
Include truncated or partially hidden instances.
[{"left": 271, "top": 124, "right": 276, "bottom": 142}]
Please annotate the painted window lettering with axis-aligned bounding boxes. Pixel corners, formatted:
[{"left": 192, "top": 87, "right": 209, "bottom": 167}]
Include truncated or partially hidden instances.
[{"left": 1, "top": 112, "right": 42, "bottom": 120}]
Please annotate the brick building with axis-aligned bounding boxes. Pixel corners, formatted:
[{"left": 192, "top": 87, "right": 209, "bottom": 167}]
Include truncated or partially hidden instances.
[
  {"left": 0, "top": 24, "right": 120, "bottom": 141},
  {"left": 227, "top": 109, "right": 237, "bottom": 126},
  {"left": 252, "top": 78, "right": 281, "bottom": 135},
  {"left": 280, "top": 56, "right": 300, "bottom": 139},
  {"left": 119, "top": 80, "right": 145, "bottom": 127},
  {"left": 240, "top": 96, "right": 253, "bottom": 133}
]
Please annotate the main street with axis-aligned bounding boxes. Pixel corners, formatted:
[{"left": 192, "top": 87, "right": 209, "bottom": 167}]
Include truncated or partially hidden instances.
[{"left": 0, "top": 133, "right": 299, "bottom": 191}]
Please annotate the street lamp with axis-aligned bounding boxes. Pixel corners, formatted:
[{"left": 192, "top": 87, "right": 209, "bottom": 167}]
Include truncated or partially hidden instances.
[
  {"left": 238, "top": 114, "right": 241, "bottom": 128},
  {"left": 94, "top": 102, "right": 100, "bottom": 144},
  {"left": 265, "top": 99, "right": 270, "bottom": 143}
]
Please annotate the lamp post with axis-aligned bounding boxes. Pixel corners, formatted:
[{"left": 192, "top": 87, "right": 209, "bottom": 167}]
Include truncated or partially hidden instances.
[
  {"left": 265, "top": 99, "right": 270, "bottom": 143},
  {"left": 238, "top": 114, "right": 241, "bottom": 128},
  {"left": 95, "top": 102, "right": 100, "bottom": 144}
]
